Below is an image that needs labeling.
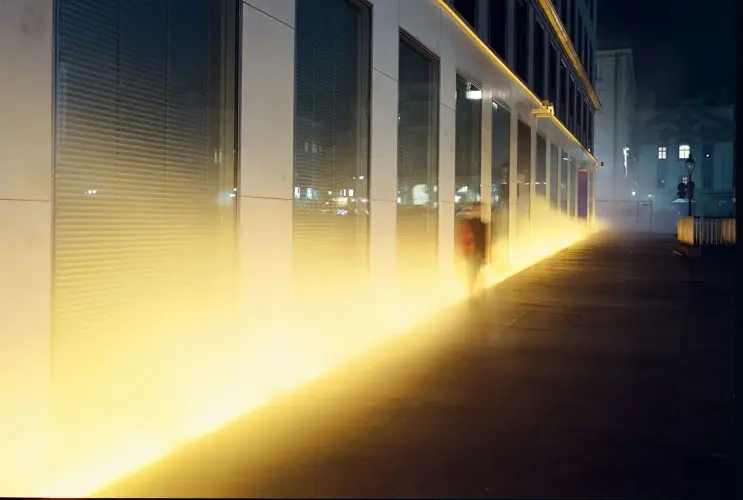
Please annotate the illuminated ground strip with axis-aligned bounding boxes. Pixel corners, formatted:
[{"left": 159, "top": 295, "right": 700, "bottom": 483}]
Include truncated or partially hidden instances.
[{"left": 40, "top": 220, "right": 593, "bottom": 498}]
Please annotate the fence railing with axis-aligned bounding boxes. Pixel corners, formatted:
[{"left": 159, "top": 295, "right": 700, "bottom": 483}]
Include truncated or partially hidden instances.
[{"left": 677, "top": 217, "right": 736, "bottom": 246}]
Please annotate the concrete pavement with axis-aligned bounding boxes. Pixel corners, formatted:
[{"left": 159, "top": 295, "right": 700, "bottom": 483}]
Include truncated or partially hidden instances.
[{"left": 97, "top": 232, "right": 735, "bottom": 498}]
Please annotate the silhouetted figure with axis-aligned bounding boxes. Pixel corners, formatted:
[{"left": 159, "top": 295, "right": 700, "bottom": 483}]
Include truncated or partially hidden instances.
[{"left": 457, "top": 202, "right": 488, "bottom": 297}]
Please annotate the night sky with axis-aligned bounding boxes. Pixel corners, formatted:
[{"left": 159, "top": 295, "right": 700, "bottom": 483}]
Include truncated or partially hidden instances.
[{"left": 598, "top": 0, "right": 736, "bottom": 108}]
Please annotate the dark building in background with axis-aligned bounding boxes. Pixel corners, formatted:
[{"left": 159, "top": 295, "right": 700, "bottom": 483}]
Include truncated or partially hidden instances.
[{"left": 634, "top": 98, "right": 735, "bottom": 231}]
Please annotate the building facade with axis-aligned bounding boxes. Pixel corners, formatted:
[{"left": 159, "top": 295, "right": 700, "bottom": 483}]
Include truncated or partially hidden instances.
[
  {"left": 593, "top": 48, "right": 637, "bottom": 201},
  {"left": 0, "top": 0, "right": 599, "bottom": 494},
  {"left": 634, "top": 99, "right": 735, "bottom": 231}
]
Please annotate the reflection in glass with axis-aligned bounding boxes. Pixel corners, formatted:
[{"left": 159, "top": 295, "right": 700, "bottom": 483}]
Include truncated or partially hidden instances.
[
  {"left": 397, "top": 35, "right": 439, "bottom": 278},
  {"left": 294, "top": 0, "right": 371, "bottom": 280},
  {"left": 536, "top": 134, "right": 547, "bottom": 199},
  {"left": 454, "top": 74, "right": 482, "bottom": 220}
]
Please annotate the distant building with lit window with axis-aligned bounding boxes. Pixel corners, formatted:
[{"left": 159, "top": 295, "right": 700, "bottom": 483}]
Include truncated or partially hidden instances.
[
  {"left": 634, "top": 98, "right": 735, "bottom": 231},
  {"left": 593, "top": 48, "right": 636, "bottom": 201}
]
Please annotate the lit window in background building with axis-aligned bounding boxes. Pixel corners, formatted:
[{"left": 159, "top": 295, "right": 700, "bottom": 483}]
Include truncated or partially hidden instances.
[
  {"left": 658, "top": 146, "right": 667, "bottom": 159},
  {"left": 679, "top": 144, "right": 691, "bottom": 159}
]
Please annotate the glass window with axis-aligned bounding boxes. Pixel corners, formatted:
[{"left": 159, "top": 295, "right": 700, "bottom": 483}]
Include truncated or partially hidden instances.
[
  {"left": 515, "top": 0, "right": 529, "bottom": 82},
  {"left": 567, "top": 76, "right": 577, "bottom": 134},
  {"left": 455, "top": 74, "right": 482, "bottom": 219},
  {"left": 571, "top": 0, "right": 577, "bottom": 42},
  {"left": 584, "top": 98, "right": 590, "bottom": 147},
  {"left": 534, "top": 22, "right": 546, "bottom": 98},
  {"left": 559, "top": 61, "right": 567, "bottom": 123},
  {"left": 679, "top": 144, "right": 691, "bottom": 159},
  {"left": 658, "top": 146, "right": 667, "bottom": 160},
  {"left": 491, "top": 101, "right": 510, "bottom": 268},
  {"left": 576, "top": 93, "right": 583, "bottom": 143},
  {"left": 452, "top": 0, "right": 477, "bottom": 29},
  {"left": 588, "top": 50, "right": 593, "bottom": 82},
  {"left": 548, "top": 44, "right": 558, "bottom": 105},
  {"left": 294, "top": 0, "right": 371, "bottom": 280},
  {"left": 588, "top": 110, "right": 594, "bottom": 151},
  {"left": 488, "top": 0, "right": 508, "bottom": 59},
  {"left": 397, "top": 34, "right": 439, "bottom": 278},
  {"left": 536, "top": 134, "right": 547, "bottom": 199}
]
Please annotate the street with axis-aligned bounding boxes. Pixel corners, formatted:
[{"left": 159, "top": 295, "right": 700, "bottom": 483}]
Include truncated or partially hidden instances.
[{"left": 98, "top": 233, "right": 735, "bottom": 498}]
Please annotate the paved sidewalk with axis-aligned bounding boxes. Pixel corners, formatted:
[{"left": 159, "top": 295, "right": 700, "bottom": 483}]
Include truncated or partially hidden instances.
[{"left": 98, "top": 233, "right": 735, "bottom": 498}]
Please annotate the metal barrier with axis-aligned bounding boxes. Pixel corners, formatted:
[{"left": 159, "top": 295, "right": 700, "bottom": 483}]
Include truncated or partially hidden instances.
[{"left": 677, "top": 217, "right": 736, "bottom": 246}]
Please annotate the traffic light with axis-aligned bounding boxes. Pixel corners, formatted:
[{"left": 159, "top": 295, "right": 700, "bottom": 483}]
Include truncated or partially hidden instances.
[{"left": 677, "top": 182, "right": 687, "bottom": 199}]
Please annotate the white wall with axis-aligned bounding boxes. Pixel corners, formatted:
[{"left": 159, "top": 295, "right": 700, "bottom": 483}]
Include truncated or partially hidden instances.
[
  {"left": 238, "top": 0, "right": 295, "bottom": 334},
  {"left": 370, "top": 0, "right": 400, "bottom": 291},
  {"left": 0, "top": 0, "right": 54, "bottom": 493}
]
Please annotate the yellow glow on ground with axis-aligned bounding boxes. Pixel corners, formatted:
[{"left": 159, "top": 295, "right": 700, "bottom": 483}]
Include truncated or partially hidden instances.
[{"left": 6, "top": 204, "right": 593, "bottom": 499}]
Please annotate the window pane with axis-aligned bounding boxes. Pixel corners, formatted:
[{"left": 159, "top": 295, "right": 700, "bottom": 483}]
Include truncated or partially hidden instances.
[
  {"left": 452, "top": 0, "right": 477, "bottom": 28},
  {"left": 548, "top": 44, "right": 557, "bottom": 104},
  {"left": 536, "top": 134, "right": 547, "bottom": 199},
  {"left": 454, "top": 74, "right": 482, "bottom": 219},
  {"left": 294, "top": 0, "right": 371, "bottom": 281},
  {"left": 517, "top": 119, "right": 531, "bottom": 234},
  {"left": 570, "top": 159, "right": 578, "bottom": 216},
  {"left": 534, "top": 22, "right": 546, "bottom": 98},
  {"left": 515, "top": 0, "right": 529, "bottom": 82},
  {"left": 397, "top": 35, "right": 439, "bottom": 279},
  {"left": 559, "top": 62, "right": 567, "bottom": 123},
  {"left": 568, "top": 78, "right": 576, "bottom": 134},
  {"left": 488, "top": 0, "right": 508, "bottom": 59}
]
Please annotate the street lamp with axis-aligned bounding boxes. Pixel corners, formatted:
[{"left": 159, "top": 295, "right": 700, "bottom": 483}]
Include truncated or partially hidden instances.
[{"left": 685, "top": 156, "right": 696, "bottom": 217}]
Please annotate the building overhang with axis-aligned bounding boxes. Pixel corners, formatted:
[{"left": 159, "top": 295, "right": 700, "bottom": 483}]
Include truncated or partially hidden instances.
[{"left": 532, "top": 103, "right": 601, "bottom": 171}]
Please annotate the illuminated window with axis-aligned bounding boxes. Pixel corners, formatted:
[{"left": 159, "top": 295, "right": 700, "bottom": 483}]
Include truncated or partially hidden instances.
[
  {"left": 398, "top": 33, "right": 439, "bottom": 275},
  {"left": 658, "top": 146, "right": 667, "bottom": 159},
  {"left": 679, "top": 144, "right": 690, "bottom": 159}
]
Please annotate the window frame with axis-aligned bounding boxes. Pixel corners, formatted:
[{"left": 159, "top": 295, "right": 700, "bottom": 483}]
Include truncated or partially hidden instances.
[
  {"left": 679, "top": 144, "right": 691, "bottom": 160},
  {"left": 658, "top": 146, "right": 667, "bottom": 160}
]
